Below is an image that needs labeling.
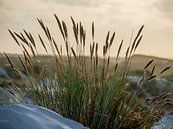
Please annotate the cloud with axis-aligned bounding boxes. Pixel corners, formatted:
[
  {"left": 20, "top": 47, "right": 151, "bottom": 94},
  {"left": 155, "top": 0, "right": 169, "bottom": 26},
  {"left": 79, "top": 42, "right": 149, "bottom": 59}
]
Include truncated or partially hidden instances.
[
  {"left": 0, "top": 0, "right": 173, "bottom": 58},
  {"left": 45, "top": 0, "right": 100, "bottom": 7},
  {"left": 154, "top": 0, "right": 173, "bottom": 20}
]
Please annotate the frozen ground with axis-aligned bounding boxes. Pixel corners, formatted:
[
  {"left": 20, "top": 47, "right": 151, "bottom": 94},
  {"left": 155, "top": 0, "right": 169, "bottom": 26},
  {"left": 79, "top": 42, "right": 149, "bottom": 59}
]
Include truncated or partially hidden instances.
[
  {"left": 127, "top": 75, "right": 173, "bottom": 129},
  {"left": 152, "top": 114, "right": 173, "bottom": 129},
  {"left": 0, "top": 67, "right": 10, "bottom": 79},
  {"left": 0, "top": 104, "right": 89, "bottom": 129}
]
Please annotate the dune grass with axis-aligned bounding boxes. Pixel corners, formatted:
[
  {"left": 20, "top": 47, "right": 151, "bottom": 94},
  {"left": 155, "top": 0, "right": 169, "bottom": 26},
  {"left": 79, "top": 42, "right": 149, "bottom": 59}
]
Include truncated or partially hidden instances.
[{"left": 1, "top": 14, "right": 172, "bottom": 129}]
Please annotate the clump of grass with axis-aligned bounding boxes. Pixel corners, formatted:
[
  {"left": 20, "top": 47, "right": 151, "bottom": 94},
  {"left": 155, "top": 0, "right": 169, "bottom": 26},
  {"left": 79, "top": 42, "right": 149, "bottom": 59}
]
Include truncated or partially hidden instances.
[{"left": 2, "top": 14, "right": 172, "bottom": 129}]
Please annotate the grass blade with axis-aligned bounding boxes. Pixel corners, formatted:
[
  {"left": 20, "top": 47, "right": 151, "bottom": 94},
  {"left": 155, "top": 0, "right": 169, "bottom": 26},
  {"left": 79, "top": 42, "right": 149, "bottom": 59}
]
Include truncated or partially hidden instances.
[
  {"left": 8, "top": 30, "right": 20, "bottom": 46},
  {"left": 144, "top": 59, "right": 153, "bottom": 70},
  {"left": 160, "top": 66, "right": 171, "bottom": 74}
]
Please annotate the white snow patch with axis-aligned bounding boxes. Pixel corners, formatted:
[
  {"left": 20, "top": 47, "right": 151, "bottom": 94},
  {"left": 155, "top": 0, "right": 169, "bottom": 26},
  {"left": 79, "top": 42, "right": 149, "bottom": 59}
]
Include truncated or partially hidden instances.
[
  {"left": 0, "top": 104, "right": 89, "bottom": 129},
  {"left": 0, "top": 67, "right": 10, "bottom": 79},
  {"left": 152, "top": 114, "right": 173, "bottom": 129}
]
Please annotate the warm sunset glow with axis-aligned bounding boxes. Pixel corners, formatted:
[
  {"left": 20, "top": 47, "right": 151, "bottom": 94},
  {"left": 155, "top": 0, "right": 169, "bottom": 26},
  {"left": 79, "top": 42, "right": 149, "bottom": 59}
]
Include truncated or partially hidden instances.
[{"left": 0, "top": 0, "right": 173, "bottom": 58}]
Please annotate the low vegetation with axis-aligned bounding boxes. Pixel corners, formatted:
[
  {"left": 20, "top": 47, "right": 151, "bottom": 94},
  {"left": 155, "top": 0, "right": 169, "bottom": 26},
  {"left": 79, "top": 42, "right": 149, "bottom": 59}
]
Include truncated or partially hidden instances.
[{"left": 0, "top": 14, "right": 172, "bottom": 129}]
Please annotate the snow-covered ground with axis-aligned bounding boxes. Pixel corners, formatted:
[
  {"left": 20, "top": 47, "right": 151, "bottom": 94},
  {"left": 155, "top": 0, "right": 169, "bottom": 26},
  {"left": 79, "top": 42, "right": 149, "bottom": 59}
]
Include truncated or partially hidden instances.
[
  {"left": 152, "top": 114, "right": 173, "bottom": 129},
  {"left": 0, "top": 67, "right": 10, "bottom": 79},
  {"left": 0, "top": 104, "right": 89, "bottom": 129},
  {"left": 127, "top": 75, "right": 173, "bottom": 129}
]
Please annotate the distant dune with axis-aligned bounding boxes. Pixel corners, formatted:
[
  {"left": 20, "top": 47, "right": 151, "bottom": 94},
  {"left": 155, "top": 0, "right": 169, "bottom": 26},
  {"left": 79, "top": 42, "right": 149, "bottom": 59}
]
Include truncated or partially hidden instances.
[
  {"left": 130, "top": 54, "right": 173, "bottom": 76},
  {"left": 0, "top": 54, "right": 172, "bottom": 76}
]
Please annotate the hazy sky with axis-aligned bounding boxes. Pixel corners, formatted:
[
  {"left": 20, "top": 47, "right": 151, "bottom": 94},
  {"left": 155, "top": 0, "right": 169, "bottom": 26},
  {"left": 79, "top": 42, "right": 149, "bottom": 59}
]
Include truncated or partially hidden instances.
[{"left": 0, "top": 0, "right": 173, "bottom": 58}]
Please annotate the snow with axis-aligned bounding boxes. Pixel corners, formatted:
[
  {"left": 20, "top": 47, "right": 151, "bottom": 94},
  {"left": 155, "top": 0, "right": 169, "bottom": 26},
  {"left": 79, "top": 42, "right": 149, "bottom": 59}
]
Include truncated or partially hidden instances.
[
  {"left": 152, "top": 114, "right": 173, "bottom": 129},
  {"left": 0, "top": 104, "right": 89, "bottom": 129},
  {"left": 127, "top": 75, "right": 141, "bottom": 83},
  {"left": 0, "top": 67, "right": 10, "bottom": 79}
]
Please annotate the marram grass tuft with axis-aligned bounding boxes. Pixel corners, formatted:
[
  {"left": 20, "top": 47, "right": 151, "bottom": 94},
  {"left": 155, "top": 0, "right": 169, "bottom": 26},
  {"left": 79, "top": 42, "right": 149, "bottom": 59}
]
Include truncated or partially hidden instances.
[{"left": 2, "top": 14, "right": 172, "bottom": 129}]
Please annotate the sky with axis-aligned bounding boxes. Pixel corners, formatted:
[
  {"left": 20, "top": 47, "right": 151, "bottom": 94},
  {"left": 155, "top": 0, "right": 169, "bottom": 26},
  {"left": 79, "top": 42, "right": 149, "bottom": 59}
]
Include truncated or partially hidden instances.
[{"left": 0, "top": 0, "right": 173, "bottom": 58}]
